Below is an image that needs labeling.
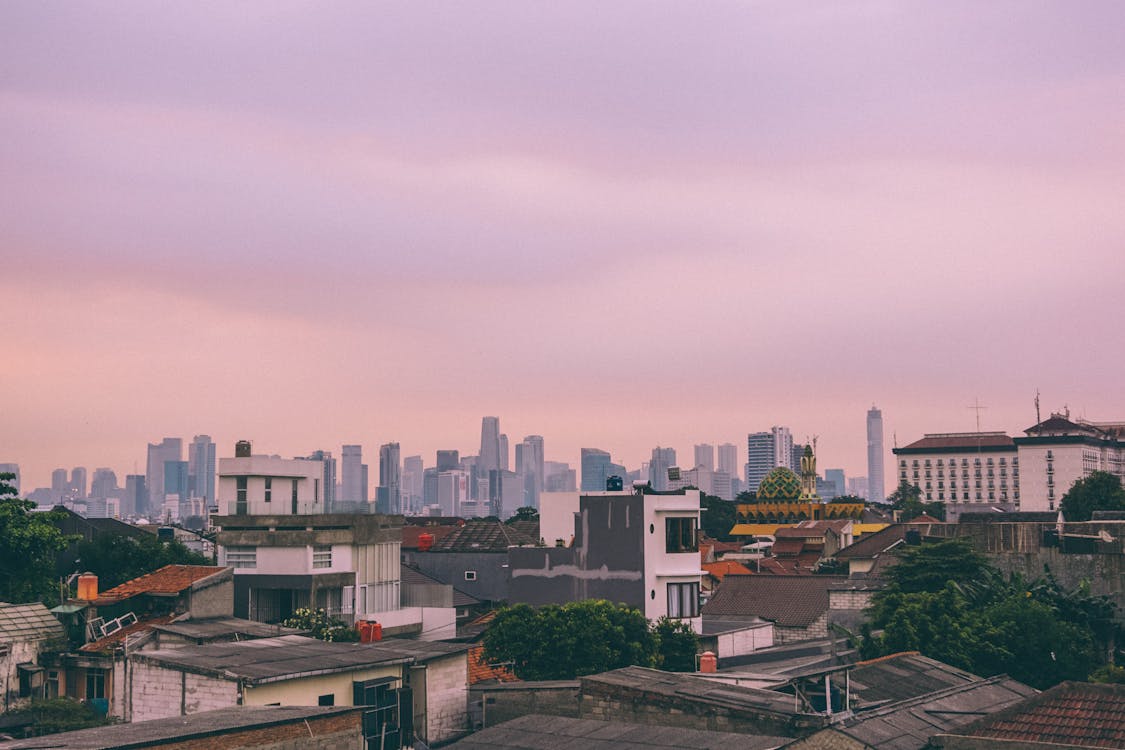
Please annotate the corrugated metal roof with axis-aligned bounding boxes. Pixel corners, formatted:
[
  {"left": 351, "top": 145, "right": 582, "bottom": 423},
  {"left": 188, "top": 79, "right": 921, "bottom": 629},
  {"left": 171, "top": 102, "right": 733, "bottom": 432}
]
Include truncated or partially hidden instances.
[{"left": 0, "top": 602, "right": 66, "bottom": 644}]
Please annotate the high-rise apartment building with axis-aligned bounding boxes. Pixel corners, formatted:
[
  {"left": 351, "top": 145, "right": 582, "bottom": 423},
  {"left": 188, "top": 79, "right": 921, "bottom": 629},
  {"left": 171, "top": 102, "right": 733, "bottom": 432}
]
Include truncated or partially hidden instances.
[
  {"left": 825, "top": 468, "right": 846, "bottom": 498},
  {"left": 867, "top": 406, "right": 885, "bottom": 502},
  {"left": 499, "top": 434, "right": 510, "bottom": 471},
  {"left": 745, "top": 427, "right": 794, "bottom": 493},
  {"left": 402, "top": 455, "right": 424, "bottom": 514},
  {"left": 90, "top": 468, "right": 118, "bottom": 499},
  {"left": 340, "top": 444, "right": 365, "bottom": 505},
  {"left": 123, "top": 475, "right": 145, "bottom": 518},
  {"left": 694, "top": 444, "right": 715, "bottom": 472},
  {"left": 581, "top": 448, "right": 613, "bottom": 491},
  {"left": 378, "top": 442, "right": 401, "bottom": 515},
  {"left": 188, "top": 435, "right": 217, "bottom": 504},
  {"left": 717, "top": 443, "right": 738, "bottom": 480},
  {"left": 519, "top": 436, "right": 545, "bottom": 509},
  {"left": 436, "top": 450, "right": 460, "bottom": 472},
  {"left": 649, "top": 447, "right": 677, "bottom": 491},
  {"left": 306, "top": 450, "right": 337, "bottom": 511},
  {"left": 146, "top": 438, "right": 182, "bottom": 516}
]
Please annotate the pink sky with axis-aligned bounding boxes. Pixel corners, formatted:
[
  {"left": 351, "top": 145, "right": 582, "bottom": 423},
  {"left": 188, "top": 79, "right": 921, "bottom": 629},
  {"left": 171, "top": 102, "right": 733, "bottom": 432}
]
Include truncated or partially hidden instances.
[{"left": 4, "top": 2, "right": 1125, "bottom": 491}]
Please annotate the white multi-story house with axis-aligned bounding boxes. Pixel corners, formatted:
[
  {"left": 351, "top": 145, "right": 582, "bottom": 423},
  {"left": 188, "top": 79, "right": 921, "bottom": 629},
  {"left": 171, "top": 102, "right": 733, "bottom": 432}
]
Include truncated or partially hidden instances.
[
  {"left": 512, "top": 487, "right": 704, "bottom": 632},
  {"left": 1014, "top": 414, "right": 1125, "bottom": 512},
  {"left": 219, "top": 442, "right": 328, "bottom": 516}
]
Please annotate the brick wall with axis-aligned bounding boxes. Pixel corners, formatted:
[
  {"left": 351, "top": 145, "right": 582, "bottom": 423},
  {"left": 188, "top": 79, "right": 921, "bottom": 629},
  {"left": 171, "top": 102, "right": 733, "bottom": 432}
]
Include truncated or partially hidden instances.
[
  {"left": 577, "top": 691, "right": 810, "bottom": 737},
  {"left": 424, "top": 653, "right": 468, "bottom": 744},
  {"left": 828, "top": 589, "right": 873, "bottom": 610},
  {"left": 130, "top": 660, "right": 237, "bottom": 722},
  {"left": 774, "top": 613, "right": 829, "bottom": 644}
]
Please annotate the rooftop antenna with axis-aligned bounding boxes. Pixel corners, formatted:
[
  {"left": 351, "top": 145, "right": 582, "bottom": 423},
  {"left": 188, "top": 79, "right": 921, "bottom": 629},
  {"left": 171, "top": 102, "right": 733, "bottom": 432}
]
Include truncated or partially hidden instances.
[
  {"left": 968, "top": 397, "right": 987, "bottom": 433},
  {"left": 1035, "top": 389, "right": 1041, "bottom": 430}
]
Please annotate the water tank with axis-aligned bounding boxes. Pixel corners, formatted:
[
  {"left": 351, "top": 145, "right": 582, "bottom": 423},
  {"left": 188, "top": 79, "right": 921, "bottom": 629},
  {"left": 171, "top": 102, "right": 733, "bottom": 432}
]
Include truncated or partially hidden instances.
[
  {"left": 77, "top": 573, "right": 98, "bottom": 601},
  {"left": 699, "top": 651, "right": 717, "bottom": 673},
  {"left": 417, "top": 533, "right": 435, "bottom": 552},
  {"left": 235, "top": 440, "right": 252, "bottom": 458},
  {"left": 606, "top": 475, "right": 624, "bottom": 491}
]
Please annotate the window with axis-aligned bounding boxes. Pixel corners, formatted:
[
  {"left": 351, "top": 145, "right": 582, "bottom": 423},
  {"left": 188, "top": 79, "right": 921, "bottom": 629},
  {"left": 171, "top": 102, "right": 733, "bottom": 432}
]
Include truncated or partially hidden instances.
[
  {"left": 18, "top": 664, "right": 43, "bottom": 698},
  {"left": 226, "top": 546, "right": 256, "bottom": 568},
  {"left": 313, "top": 544, "right": 332, "bottom": 569},
  {"left": 464, "top": 571, "right": 477, "bottom": 581},
  {"left": 264, "top": 477, "right": 272, "bottom": 503},
  {"left": 667, "top": 581, "right": 700, "bottom": 618},
  {"left": 85, "top": 669, "right": 106, "bottom": 700},
  {"left": 318, "top": 694, "right": 335, "bottom": 706},
  {"left": 291, "top": 479, "right": 299, "bottom": 514},
  {"left": 665, "top": 517, "right": 698, "bottom": 553},
  {"left": 236, "top": 477, "right": 247, "bottom": 511}
]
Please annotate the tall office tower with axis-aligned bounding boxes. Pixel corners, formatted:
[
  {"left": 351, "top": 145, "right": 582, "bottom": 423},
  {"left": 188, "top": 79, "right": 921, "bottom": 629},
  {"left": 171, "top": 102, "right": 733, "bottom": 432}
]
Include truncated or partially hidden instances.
[
  {"left": 306, "top": 450, "right": 337, "bottom": 511},
  {"left": 341, "top": 445, "right": 365, "bottom": 505},
  {"left": 545, "top": 461, "right": 576, "bottom": 492},
  {"left": 164, "top": 460, "right": 189, "bottom": 501},
  {"left": 0, "top": 463, "right": 20, "bottom": 496},
  {"left": 146, "top": 437, "right": 182, "bottom": 515},
  {"left": 437, "top": 469, "right": 470, "bottom": 516},
  {"left": 867, "top": 406, "right": 885, "bottom": 502},
  {"left": 70, "top": 467, "right": 87, "bottom": 499},
  {"left": 519, "top": 436, "right": 545, "bottom": 509},
  {"left": 422, "top": 467, "right": 439, "bottom": 508},
  {"left": 849, "top": 476, "right": 870, "bottom": 500},
  {"left": 90, "top": 468, "right": 118, "bottom": 499},
  {"left": 745, "top": 426, "right": 795, "bottom": 493},
  {"left": 581, "top": 448, "right": 613, "bottom": 491},
  {"left": 712, "top": 470, "right": 733, "bottom": 501},
  {"left": 648, "top": 446, "right": 677, "bottom": 491},
  {"left": 479, "top": 417, "right": 501, "bottom": 475},
  {"left": 825, "top": 469, "right": 846, "bottom": 498},
  {"left": 361, "top": 463, "right": 369, "bottom": 506},
  {"left": 436, "top": 450, "right": 460, "bottom": 472},
  {"left": 459, "top": 455, "right": 480, "bottom": 500},
  {"left": 188, "top": 435, "right": 216, "bottom": 503},
  {"left": 694, "top": 444, "right": 715, "bottom": 471},
  {"left": 378, "top": 442, "right": 401, "bottom": 514},
  {"left": 499, "top": 434, "right": 510, "bottom": 471},
  {"left": 124, "top": 475, "right": 145, "bottom": 518},
  {"left": 790, "top": 444, "right": 805, "bottom": 473},
  {"left": 403, "top": 455, "right": 424, "bottom": 513},
  {"left": 51, "top": 468, "right": 69, "bottom": 501},
  {"left": 717, "top": 443, "right": 738, "bottom": 480}
]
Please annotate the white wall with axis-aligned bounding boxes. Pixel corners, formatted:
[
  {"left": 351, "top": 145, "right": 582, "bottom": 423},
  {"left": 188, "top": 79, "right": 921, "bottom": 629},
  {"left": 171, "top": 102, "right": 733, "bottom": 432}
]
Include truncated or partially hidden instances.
[{"left": 643, "top": 489, "right": 703, "bottom": 633}]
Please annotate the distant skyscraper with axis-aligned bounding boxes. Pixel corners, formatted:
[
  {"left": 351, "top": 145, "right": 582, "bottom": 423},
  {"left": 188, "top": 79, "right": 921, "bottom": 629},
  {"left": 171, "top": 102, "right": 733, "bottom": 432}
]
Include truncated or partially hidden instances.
[
  {"left": 544, "top": 461, "right": 575, "bottom": 492},
  {"left": 581, "top": 448, "right": 613, "bottom": 491},
  {"left": 51, "top": 468, "right": 68, "bottom": 501},
  {"left": 378, "top": 442, "right": 401, "bottom": 514},
  {"left": 717, "top": 443, "right": 738, "bottom": 480},
  {"left": 403, "top": 455, "right": 423, "bottom": 513},
  {"left": 188, "top": 435, "right": 216, "bottom": 503},
  {"left": 849, "top": 476, "right": 870, "bottom": 500},
  {"left": 479, "top": 417, "right": 501, "bottom": 475},
  {"left": 70, "top": 467, "right": 87, "bottom": 499},
  {"left": 790, "top": 444, "right": 805, "bottom": 473},
  {"left": 499, "top": 434, "right": 510, "bottom": 471},
  {"left": 648, "top": 447, "right": 676, "bottom": 491},
  {"left": 90, "top": 468, "right": 118, "bottom": 499},
  {"left": 745, "top": 427, "right": 793, "bottom": 493},
  {"left": 306, "top": 450, "right": 337, "bottom": 510},
  {"left": 519, "top": 436, "right": 545, "bottom": 509},
  {"left": 825, "top": 468, "right": 847, "bottom": 498},
  {"left": 164, "top": 460, "right": 189, "bottom": 511},
  {"left": 124, "top": 475, "right": 145, "bottom": 517},
  {"left": 867, "top": 406, "right": 885, "bottom": 502},
  {"left": 341, "top": 444, "right": 365, "bottom": 505},
  {"left": 146, "top": 438, "right": 182, "bottom": 515},
  {"left": 436, "top": 450, "right": 460, "bottom": 472},
  {"left": 694, "top": 444, "right": 715, "bottom": 472},
  {"left": 0, "top": 463, "right": 20, "bottom": 496}
]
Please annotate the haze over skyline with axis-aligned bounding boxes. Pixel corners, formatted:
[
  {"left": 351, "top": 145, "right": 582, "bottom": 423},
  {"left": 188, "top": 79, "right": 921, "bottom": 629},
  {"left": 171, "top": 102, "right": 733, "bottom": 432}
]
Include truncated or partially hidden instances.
[{"left": 5, "top": 3, "right": 1125, "bottom": 491}]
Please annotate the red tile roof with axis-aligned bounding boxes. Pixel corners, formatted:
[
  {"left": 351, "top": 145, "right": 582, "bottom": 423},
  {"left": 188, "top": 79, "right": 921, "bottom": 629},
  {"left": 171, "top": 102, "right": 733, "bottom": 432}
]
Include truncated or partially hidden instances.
[
  {"left": 701, "top": 561, "right": 752, "bottom": 582},
  {"left": 95, "top": 565, "right": 227, "bottom": 603},
  {"left": 958, "top": 681, "right": 1125, "bottom": 748},
  {"left": 897, "top": 432, "right": 1015, "bottom": 451},
  {"left": 468, "top": 644, "right": 519, "bottom": 685}
]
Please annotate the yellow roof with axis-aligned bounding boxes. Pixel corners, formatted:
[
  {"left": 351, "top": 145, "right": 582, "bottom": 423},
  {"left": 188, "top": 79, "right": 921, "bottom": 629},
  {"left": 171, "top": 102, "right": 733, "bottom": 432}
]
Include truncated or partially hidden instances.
[
  {"left": 853, "top": 523, "right": 889, "bottom": 536},
  {"left": 729, "top": 523, "right": 787, "bottom": 537}
]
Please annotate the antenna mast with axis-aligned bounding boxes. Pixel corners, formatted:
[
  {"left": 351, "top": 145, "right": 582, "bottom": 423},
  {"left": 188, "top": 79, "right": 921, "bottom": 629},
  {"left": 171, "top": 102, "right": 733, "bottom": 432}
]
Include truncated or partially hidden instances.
[{"left": 967, "top": 397, "right": 987, "bottom": 433}]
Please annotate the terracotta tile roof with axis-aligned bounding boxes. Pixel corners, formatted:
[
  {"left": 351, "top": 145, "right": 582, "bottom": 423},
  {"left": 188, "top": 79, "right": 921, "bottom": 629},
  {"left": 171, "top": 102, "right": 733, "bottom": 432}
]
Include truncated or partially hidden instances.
[
  {"left": 701, "top": 575, "right": 843, "bottom": 626},
  {"left": 896, "top": 432, "right": 1015, "bottom": 451},
  {"left": 957, "top": 681, "right": 1125, "bottom": 748},
  {"left": 431, "top": 520, "right": 536, "bottom": 552},
  {"left": 401, "top": 525, "right": 458, "bottom": 550},
  {"left": 79, "top": 615, "right": 175, "bottom": 652},
  {"left": 909, "top": 513, "right": 943, "bottom": 523},
  {"left": 755, "top": 558, "right": 803, "bottom": 575},
  {"left": 467, "top": 644, "right": 519, "bottom": 685},
  {"left": 506, "top": 519, "right": 540, "bottom": 542},
  {"left": 95, "top": 565, "right": 228, "bottom": 603},
  {"left": 836, "top": 524, "right": 909, "bottom": 561},
  {"left": 769, "top": 539, "right": 807, "bottom": 556},
  {"left": 701, "top": 561, "right": 752, "bottom": 581}
]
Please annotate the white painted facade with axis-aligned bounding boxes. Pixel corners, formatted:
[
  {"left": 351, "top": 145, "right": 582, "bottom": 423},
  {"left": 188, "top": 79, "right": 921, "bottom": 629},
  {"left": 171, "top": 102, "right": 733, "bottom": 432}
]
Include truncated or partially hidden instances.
[
  {"left": 643, "top": 490, "right": 704, "bottom": 632},
  {"left": 218, "top": 454, "right": 327, "bottom": 515}
]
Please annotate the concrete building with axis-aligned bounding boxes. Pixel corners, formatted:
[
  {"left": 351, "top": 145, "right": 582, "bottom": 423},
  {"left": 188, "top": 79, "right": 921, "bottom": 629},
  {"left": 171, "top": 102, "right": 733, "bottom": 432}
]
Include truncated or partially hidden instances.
[
  {"left": 694, "top": 444, "right": 715, "bottom": 472},
  {"left": 746, "top": 427, "right": 793, "bottom": 494},
  {"left": 219, "top": 444, "right": 328, "bottom": 516},
  {"left": 1015, "top": 413, "right": 1125, "bottom": 512},
  {"left": 867, "top": 406, "right": 885, "bottom": 502},
  {"left": 517, "top": 436, "right": 545, "bottom": 509},
  {"left": 893, "top": 432, "right": 1020, "bottom": 509},
  {"left": 306, "top": 449, "right": 337, "bottom": 512},
  {"left": 648, "top": 446, "right": 677, "bottom": 491},
  {"left": 580, "top": 448, "right": 613, "bottom": 492},
  {"left": 510, "top": 488, "right": 705, "bottom": 632},
  {"left": 479, "top": 416, "right": 501, "bottom": 476},
  {"left": 214, "top": 512, "right": 401, "bottom": 624},
  {"left": 340, "top": 444, "right": 366, "bottom": 506},
  {"left": 70, "top": 467, "right": 87, "bottom": 500},
  {"left": 824, "top": 468, "right": 846, "bottom": 498},
  {"left": 402, "top": 455, "right": 424, "bottom": 514},
  {"left": 717, "top": 443, "right": 739, "bottom": 481},
  {"left": 379, "top": 442, "right": 402, "bottom": 515},
  {"left": 0, "top": 602, "right": 66, "bottom": 711},
  {"left": 126, "top": 635, "right": 469, "bottom": 746}
]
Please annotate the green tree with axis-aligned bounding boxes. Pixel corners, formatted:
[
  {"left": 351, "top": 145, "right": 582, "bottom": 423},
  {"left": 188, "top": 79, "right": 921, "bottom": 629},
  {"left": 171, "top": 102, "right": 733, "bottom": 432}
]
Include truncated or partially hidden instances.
[
  {"left": 282, "top": 607, "right": 359, "bottom": 642},
  {"left": 884, "top": 480, "right": 945, "bottom": 521},
  {"left": 828, "top": 494, "right": 867, "bottom": 504},
  {"left": 507, "top": 507, "right": 540, "bottom": 523},
  {"left": 1060, "top": 471, "right": 1125, "bottom": 522},
  {"left": 484, "top": 600, "right": 656, "bottom": 680},
  {"left": 875, "top": 538, "right": 988, "bottom": 598},
  {"left": 653, "top": 616, "right": 699, "bottom": 672},
  {"left": 700, "top": 494, "right": 737, "bottom": 541},
  {"left": 75, "top": 533, "right": 209, "bottom": 589},
  {"left": 0, "top": 473, "right": 73, "bottom": 604}
]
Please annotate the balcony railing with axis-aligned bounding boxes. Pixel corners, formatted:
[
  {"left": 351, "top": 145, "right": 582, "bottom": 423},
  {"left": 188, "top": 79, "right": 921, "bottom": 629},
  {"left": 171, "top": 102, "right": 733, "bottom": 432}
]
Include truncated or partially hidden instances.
[{"left": 223, "top": 501, "right": 328, "bottom": 516}]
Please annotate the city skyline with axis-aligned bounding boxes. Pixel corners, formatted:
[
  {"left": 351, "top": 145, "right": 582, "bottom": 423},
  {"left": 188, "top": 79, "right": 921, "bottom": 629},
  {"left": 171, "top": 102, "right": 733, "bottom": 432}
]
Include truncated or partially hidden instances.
[{"left": 4, "top": 4, "right": 1124, "bottom": 493}]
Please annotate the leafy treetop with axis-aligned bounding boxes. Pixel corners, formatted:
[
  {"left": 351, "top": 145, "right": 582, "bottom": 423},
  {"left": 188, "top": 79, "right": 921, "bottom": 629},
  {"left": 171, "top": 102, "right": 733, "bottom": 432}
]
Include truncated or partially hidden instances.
[
  {"left": 1060, "top": 471, "right": 1125, "bottom": 522},
  {"left": 0, "top": 472, "right": 73, "bottom": 605}
]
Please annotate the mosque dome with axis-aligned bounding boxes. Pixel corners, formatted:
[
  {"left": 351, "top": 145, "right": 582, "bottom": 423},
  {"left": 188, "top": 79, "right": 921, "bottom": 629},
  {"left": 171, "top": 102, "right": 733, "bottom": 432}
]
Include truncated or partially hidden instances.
[{"left": 757, "top": 466, "right": 802, "bottom": 501}]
